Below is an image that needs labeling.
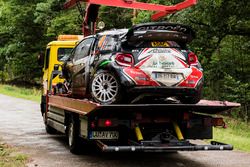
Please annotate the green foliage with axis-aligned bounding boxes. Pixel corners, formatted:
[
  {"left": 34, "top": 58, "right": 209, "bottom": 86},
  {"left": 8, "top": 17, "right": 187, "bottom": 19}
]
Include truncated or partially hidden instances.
[
  {"left": 0, "top": 0, "right": 81, "bottom": 83},
  {"left": 99, "top": 6, "right": 133, "bottom": 30},
  {"left": 213, "top": 117, "right": 250, "bottom": 152},
  {"left": 0, "top": 141, "right": 27, "bottom": 167},
  {"left": 0, "top": 84, "right": 40, "bottom": 102}
]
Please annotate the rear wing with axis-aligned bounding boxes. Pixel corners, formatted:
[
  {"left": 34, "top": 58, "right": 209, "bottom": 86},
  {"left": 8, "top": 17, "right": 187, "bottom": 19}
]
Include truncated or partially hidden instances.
[{"left": 126, "top": 22, "right": 195, "bottom": 43}]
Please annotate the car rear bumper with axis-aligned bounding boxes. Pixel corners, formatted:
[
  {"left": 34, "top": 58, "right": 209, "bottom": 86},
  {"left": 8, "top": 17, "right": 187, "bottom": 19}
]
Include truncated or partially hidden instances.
[{"left": 128, "top": 86, "right": 198, "bottom": 96}]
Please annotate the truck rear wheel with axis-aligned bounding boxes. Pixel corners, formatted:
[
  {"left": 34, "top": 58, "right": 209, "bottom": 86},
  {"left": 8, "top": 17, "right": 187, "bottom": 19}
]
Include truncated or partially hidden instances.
[{"left": 68, "top": 115, "right": 82, "bottom": 154}]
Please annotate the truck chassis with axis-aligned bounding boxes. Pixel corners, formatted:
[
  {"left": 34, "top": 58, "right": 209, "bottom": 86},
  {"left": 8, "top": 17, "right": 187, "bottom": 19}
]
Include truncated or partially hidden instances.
[{"left": 43, "top": 94, "right": 239, "bottom": 153}]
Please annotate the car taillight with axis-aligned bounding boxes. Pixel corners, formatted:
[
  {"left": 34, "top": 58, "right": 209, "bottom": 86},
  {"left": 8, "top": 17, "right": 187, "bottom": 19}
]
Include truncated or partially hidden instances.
[
  {"left": 115, "top": 53, "right": 134, "bottom": 67},
  {"left": 188, "top": 52, "right": 198, "bottom": 65}
]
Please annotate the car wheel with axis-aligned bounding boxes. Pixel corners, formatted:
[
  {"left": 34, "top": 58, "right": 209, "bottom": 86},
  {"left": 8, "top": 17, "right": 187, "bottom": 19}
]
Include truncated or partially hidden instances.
[
  {"left": 67, "top": 115, "right": 82, "bottom": 154},
  {"left": 90, "top": 70, "right": 122, "bottom": 104}
]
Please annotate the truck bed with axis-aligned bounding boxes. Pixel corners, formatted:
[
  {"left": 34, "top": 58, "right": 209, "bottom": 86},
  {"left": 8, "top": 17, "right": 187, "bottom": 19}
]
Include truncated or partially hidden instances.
[{"left": 48, "top": 95, "right": 240, "bottom": 116}]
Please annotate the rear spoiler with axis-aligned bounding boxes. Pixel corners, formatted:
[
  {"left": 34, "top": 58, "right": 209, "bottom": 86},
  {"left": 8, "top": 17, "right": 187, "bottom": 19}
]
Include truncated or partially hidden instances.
[{"left": 126, "top": 22, "right": 195, "bottom": 43}]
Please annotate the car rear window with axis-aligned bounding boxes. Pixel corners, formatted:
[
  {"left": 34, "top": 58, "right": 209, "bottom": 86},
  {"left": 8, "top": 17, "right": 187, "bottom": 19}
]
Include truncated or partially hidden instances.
[
  {"left": 97, "top": 35, "right": 118, "bottom": 52},
  {"left": 130, "top": 41, "right": 184, "bottom": 49}
]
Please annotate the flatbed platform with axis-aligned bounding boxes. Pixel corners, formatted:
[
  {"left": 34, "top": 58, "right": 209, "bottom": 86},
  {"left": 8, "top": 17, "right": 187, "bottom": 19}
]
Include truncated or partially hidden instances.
[
  {"left": 48, "top": 95, "right": 240, "bottom": 115},
  {"left": 46, "top": 95, "right": 240, "bottom": 153}
]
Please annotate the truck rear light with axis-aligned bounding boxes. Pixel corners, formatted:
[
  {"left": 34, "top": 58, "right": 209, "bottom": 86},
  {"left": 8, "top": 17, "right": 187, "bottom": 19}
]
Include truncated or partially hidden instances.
[
  {"left": 98, "top": 119, "right": 117, "bottom": 127},
  {"left": 188, "top": 52, "right": 198, "bottom": 65},
  {"left": 104, "top": 120, "right": 112, "bottom": 127},
  {"left": 183, "top": 112, "right": 190, "bottom": 120},
  {"left": 115, "top": 53, "right": 134, "bottom": 67},
  {"left": 91, "top": 121, "right": 96, "bottom": 128}
]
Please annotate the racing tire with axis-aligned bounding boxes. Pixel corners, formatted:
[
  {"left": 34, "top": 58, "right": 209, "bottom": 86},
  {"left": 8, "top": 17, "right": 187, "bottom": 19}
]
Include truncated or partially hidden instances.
[
  {"left": 179, "top": 91, "right": 201, "bottom": 104},
  {"left": 67, "top": 115, "right": 82, "bottom": 154},
  {"left": 90, "top": 70, "right": 122, "bottom": 104}
]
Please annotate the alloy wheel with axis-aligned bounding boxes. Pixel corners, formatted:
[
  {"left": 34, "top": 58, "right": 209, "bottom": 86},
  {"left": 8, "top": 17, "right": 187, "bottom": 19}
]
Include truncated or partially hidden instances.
[{"left": 91, "top": 73, "right": 119, "bottom": 103}]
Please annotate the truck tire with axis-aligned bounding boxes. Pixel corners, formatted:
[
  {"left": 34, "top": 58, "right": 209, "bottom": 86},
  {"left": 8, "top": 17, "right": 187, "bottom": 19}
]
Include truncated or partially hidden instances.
[
  {"left": 40, "top": 95, "right": 46, "bottom": 115},
  {"left": 90, "top": 70, "right": 122, "bottom": 104},
  {"left": 67, "top": 115, "right": 82, "bottom": 154}
]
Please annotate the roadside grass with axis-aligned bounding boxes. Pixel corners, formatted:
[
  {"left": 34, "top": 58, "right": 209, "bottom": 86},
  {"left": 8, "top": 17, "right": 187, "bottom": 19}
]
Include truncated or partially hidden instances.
[
  {"left": 0, "top": 142, "right": 27, "bottom": 167},
  {"left": 213, "top": 117, "right": 250, "bottom": 152},
  {"left": 0, "top": 84, "right": 40, "bottom": 102}
]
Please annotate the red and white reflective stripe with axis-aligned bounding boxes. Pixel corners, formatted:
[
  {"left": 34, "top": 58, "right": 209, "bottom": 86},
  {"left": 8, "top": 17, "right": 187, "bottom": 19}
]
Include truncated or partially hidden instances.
[
  {"left": 178, "top": 66, "right": 203, "bottom": 88},
  {"left": 135, "top": 55, "right": 153, "bottom": 68},
  {"left": 123, "top": 68, "right": 160, "bottom": 86},
  {"left": 174, "top": 56, "right": 189, "bottom": 68}
]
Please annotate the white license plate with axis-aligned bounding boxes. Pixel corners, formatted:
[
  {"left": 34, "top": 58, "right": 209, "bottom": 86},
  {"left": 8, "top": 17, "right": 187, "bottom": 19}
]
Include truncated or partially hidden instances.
[
  {"left": 90, "top": 131, "right": 119, "bottom": 139},
  {"left": 153, "top": 72, "right": 182, "bottom": 81}
]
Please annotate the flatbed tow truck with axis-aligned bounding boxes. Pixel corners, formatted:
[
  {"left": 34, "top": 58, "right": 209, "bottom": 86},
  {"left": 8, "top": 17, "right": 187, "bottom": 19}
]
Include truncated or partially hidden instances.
[
  {"left": 41, "top": 0, "right": 240, "bottom": 154},
  {"left": 47, "top": 94, "right": 239, "bottom": 153}
]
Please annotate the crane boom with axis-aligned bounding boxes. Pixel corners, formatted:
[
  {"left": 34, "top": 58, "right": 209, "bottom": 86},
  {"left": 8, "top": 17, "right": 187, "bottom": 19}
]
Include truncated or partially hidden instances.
[{"left": 64, "top": 0, "right": 197, "bottom": 35}]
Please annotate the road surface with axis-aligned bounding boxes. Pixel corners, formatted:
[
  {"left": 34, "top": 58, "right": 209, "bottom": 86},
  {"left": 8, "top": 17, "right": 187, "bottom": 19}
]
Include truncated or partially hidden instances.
[{"left": 0, "top": 94, "right": 250, "bottom": 167}]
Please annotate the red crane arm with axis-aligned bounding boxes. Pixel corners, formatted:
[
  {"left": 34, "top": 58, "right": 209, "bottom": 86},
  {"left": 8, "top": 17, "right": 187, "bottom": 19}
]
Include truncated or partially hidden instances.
[
  {"left": 64, "top": 0, "right": 197, "bottom": 35},
  {"left": 151, "top": 0, "right": 197, "bottom": 20},
  {"left": 64, "top": 0, "right": 197, "bottom": 16}
]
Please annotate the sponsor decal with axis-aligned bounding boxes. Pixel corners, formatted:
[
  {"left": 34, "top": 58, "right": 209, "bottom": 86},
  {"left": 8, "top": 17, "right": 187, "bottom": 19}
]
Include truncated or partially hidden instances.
[
  {"left": 151, "top": 60, "right": 175, "bottom": 69},
  {"left": 123, "top": 68, "right": 160, "bottom": 86},
  {"left": 132, "top": 49, "right": 140, "bottom": 53},
  {"left": 148, "top": 48, "right": 171, "bottom": 54},
  {"left": 135, "top": 25, "right": 188, "bottom": 33}
]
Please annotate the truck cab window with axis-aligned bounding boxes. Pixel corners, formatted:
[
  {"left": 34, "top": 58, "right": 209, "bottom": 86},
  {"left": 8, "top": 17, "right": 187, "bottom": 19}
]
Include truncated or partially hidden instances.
[
  {"left": 58, "top": 48, "right": 73, "bottom": 62},
  {"left": 44, "top": 48, "right": 50, "bottom": 69},
  {"left": 74, "top": 38, "right": 94, "bottom": 61}
]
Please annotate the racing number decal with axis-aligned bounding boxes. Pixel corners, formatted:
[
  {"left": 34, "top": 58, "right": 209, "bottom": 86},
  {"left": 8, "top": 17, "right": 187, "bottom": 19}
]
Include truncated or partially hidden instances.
[{"left": 151, "top": 41, "right": 169, "bottom": 47}]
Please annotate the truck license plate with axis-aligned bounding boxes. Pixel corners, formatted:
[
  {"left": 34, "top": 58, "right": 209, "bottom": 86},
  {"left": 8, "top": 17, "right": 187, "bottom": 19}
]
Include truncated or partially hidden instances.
[{"left": 90, "top": 131, "right": 119, "bottom": 139}]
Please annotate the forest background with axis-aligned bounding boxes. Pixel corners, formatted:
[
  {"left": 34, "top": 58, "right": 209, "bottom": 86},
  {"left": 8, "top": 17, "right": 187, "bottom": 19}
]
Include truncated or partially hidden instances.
[{"left": 0, "top": 0, "right": 249, "bottom": 120}]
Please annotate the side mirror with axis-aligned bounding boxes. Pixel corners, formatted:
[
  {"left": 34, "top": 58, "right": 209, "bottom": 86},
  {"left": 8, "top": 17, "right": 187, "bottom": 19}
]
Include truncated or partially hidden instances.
[
  {"left": 66, "top": 62, "right": 73, "bottom": 70},
  {"left": 37, "top": 54, "right": 44, "bottom": 66},
  {"left": 54, "top": 64, "right": 60, "bottom": 71}
]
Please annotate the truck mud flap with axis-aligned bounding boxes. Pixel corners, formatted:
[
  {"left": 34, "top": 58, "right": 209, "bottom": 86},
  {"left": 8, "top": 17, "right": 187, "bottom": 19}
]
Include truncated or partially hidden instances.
[{"left": 96, "top": 140, "right": 233, "bottom": 152}]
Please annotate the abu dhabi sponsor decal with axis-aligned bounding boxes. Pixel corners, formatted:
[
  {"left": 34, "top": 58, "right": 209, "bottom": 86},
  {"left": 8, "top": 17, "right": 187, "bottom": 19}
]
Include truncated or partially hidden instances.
[
  {"left": 139, "top": 54, "right": 177, "bottom": 69},
  {"left": 151, "top": 61, "right": 175, "bottom": 69}
]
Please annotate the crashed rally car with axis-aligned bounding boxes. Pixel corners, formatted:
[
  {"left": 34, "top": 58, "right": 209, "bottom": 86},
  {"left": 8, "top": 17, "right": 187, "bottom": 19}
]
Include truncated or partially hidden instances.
[{"left": 62, "top": 22, "right": 203, "bottom": 104}]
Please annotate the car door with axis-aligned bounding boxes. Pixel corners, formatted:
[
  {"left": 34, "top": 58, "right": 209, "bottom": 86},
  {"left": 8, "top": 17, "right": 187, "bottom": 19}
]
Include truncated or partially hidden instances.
[{"left": 71, "top": 37, "right": 95, "bottom": 97}]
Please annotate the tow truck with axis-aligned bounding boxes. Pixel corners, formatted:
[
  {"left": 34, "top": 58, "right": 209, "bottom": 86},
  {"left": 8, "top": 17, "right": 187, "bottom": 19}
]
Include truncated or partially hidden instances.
[{"left": 41, "top": 0, "right": 240, "bottom": 154}]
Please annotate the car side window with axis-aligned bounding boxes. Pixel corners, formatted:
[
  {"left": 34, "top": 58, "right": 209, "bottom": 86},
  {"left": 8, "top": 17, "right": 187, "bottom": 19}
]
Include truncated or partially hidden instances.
[
  {"left": 97, "top": 35, "right": 117, "bottom": 52},
  {"left": 73, "top": 38, "right": 94, "bottom": 61}
]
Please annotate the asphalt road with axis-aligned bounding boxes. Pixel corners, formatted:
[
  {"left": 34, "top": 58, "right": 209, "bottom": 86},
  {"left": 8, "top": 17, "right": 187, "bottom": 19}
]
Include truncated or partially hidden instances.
[{"left": 0, "top": 94, "right": 250, "bottom": 167}]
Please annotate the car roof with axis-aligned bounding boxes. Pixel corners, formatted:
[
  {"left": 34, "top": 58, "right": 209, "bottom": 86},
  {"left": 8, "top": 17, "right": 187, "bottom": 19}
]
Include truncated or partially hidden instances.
[
  {"left": 47, "top": 40, "right": 79, "bottom": 46},
  {"left": 97, "top": 29, "right": 128, "bottom": 36}
]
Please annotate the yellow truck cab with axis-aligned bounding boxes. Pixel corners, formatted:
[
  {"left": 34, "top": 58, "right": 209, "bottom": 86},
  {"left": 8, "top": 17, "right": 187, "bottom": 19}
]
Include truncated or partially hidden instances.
[{"left": 41, "top": 35, "right": 83, "bottom": 115}]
